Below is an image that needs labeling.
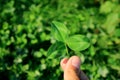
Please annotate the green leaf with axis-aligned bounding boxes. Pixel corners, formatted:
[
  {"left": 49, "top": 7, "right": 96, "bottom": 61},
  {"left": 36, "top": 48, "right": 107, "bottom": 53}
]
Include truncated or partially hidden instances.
[
  {"left": 67, "top": 35, "right": 90, "bottom": 52},
  {"left": 47, "top": 42, "right": 66, "bottom": 59},
  {"left": 103, "top": 13, "right": 119, "bottom": 34},
  {"left": 89, "top": 45, "right": 96, "bottom": 56},
  {"left": 51, "top": 21, "right": 68, "bottom": 42},
  {"left": 21, "top": 64, "right": 29, "bottom": 71},
  {"left": 98, "top": 66, "right": 109, "bottom": 77},
  {"left": 100, "top": 1, "right": 114, "bottom": 14},
  {"left": 114, "top": 28, "right": 120, "bottom": 37}
]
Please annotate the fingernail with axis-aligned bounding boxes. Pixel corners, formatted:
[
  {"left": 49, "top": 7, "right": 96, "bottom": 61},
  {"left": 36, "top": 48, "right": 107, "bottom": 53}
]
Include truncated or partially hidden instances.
[
  {"left": 63, "top": 58, "right": 68, "bottom": 64},
  {"left": 72, "top": 58, "right": 80, "bottom": 69}
]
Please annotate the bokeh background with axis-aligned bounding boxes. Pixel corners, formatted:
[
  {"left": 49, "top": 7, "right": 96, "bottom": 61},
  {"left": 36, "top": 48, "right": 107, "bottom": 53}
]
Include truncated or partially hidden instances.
[{"left": 0, "top": 0, "right": 120, "bottom": 80}]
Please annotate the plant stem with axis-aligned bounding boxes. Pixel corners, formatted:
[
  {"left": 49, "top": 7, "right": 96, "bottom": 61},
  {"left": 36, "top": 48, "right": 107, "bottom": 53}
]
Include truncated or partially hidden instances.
[{"left": 65, "top": 44, "right": 69, "bottom": 56}]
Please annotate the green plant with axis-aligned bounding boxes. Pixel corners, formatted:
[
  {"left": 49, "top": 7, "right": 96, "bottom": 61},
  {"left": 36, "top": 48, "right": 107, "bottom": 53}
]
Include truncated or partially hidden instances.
[
  {"left": 0, "top": 0, "right": 120, "bottom": 80},
  {"left": 48, "top": 21, "right": 90, "bottom": 59}
]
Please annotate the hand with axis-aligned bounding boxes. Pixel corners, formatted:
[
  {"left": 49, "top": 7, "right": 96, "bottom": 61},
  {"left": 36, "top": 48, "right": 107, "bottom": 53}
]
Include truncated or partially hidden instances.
[{"left": 60, "top": 56, "right": 89, "bottom": 80}]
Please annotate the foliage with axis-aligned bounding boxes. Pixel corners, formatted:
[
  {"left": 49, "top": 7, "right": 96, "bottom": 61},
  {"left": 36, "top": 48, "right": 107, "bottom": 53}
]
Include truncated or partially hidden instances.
[
  {"left": 0, "top": 0, "right": 120, "bottom": 80},
  {"left": 49, "top": 21, "right": 90, "bottom": 57}
]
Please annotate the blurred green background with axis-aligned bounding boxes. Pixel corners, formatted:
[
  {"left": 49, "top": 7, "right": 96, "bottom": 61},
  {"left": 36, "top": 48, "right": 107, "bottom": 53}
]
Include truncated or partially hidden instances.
[{"left": 0, "top": 0, "right": 120, "bottom": 80}]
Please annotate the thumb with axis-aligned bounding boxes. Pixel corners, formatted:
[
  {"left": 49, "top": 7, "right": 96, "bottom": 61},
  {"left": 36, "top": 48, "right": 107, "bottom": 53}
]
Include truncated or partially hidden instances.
[{"left": 64, "top": 56, "right": 80, "bottom": 80}]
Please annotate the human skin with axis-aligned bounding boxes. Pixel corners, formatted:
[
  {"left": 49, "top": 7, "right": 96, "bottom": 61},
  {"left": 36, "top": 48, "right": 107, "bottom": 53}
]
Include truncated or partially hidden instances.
[{"left": 60, "top": 56, "right": 89, "bottom": 80}]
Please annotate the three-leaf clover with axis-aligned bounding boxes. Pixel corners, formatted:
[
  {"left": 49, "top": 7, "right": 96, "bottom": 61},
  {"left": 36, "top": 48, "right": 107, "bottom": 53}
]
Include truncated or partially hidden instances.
[{"left": 47, "top": 21, "right": 90, "bottom": 59}]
